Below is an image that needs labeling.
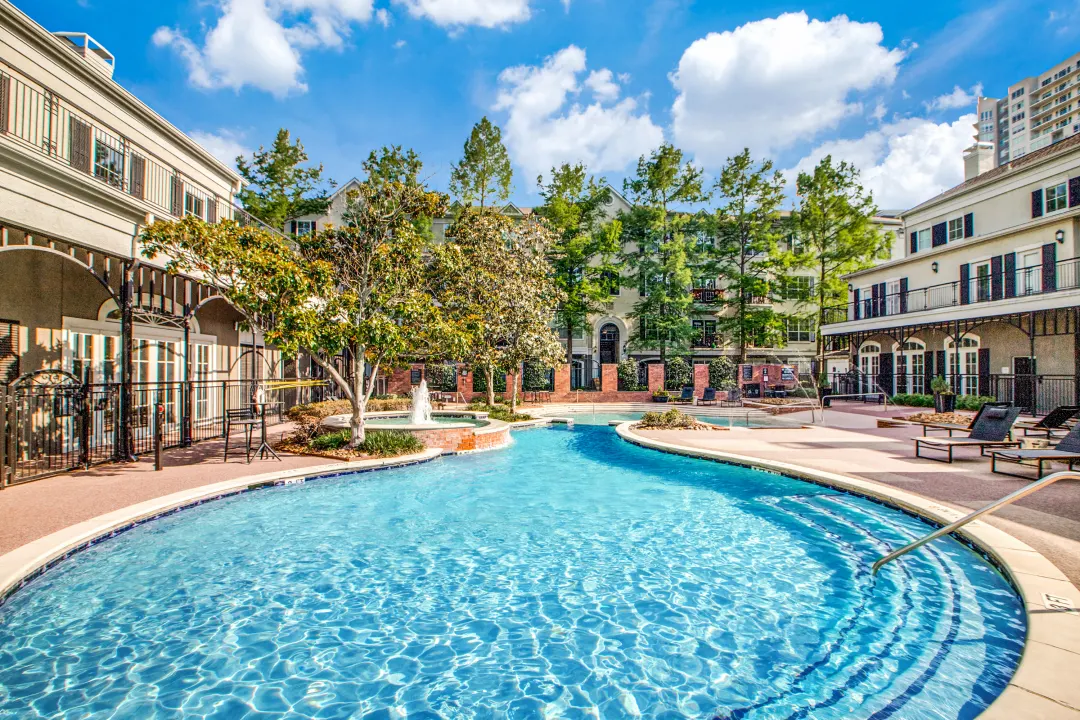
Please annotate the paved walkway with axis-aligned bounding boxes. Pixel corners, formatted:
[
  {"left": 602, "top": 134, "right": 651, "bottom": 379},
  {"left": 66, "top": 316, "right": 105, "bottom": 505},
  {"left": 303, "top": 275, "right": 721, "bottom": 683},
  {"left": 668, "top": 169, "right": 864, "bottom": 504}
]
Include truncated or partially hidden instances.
[
  {"left": 0, "top": 423, "right": 330, "bottom": 555},
  {"left": 640, "top": 403, "right": 1080, "bottom": 586}
]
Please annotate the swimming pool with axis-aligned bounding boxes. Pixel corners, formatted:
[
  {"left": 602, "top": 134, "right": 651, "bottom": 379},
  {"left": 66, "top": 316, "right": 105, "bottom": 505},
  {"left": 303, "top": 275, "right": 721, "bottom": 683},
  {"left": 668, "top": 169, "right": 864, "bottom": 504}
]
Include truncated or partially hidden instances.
[{"left": 0, "top": 425, "right": 1023, "bottom": 719}]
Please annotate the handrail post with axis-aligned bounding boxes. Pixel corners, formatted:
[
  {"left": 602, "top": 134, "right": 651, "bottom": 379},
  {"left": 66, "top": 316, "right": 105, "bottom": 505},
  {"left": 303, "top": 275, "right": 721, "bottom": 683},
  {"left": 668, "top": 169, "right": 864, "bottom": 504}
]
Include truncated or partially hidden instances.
[{"left": 872, "top": 470, "right": 1080, "bottom": 574}]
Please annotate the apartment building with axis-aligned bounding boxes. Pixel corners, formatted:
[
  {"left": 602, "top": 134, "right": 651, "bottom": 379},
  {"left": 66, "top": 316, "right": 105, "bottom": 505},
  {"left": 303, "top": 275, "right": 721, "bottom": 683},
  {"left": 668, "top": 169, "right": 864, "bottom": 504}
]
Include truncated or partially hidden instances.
[
  {"left": 0, "top": 2, "right": 291, "bottom": 472},
  {"left": 973, "top": 51, "right": 1080, "bottom": 169},
  {"left": 822, "top": 134, "right": 1080, "bottom": 413},
  {"left": 293, "top": 183, "right": 899, "bottom": 386}
]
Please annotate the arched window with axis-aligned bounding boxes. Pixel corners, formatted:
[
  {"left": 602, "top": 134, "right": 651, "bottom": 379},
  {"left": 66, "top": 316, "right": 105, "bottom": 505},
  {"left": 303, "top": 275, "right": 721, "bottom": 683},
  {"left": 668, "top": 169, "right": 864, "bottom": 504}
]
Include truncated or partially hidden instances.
[
  {"left": 599, "top": 323, "right": 620, "bottom": 364},
  {"left": 946, "top": 334, "right": 981, "bottom": 395},
  {"left": 897, "top": 340, "right": 926, "bottom": 393}
]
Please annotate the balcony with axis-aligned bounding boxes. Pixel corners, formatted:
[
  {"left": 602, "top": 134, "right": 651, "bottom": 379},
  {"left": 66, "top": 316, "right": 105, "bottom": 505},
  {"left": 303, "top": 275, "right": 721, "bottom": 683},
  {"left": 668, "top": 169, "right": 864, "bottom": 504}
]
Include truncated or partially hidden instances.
[
  {"left": 693, "top": 333, "right": 719, "bottom": 348},
  {"left": 822, "top": 257, "right": 1080, "bottom": 326},
  {"left": 0, "top": 64, "right": 280, "bottom": 238},
  {"left": 692, "top": 288, "right": 720, "bottom": 303}
]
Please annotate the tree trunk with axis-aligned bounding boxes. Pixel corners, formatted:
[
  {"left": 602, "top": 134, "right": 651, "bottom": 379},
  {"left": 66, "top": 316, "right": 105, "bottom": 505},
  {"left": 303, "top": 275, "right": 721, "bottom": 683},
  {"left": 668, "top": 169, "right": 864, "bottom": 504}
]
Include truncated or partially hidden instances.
[
  {"left": 486, "top": 364, "right": 496, "bottom": 406},
  {"left": 510, "top": 369, "right": 519, "bottom": 412},
  {"left": 348, "top": 349, "right": 366, "bottom": 447},
  {"left": 565, "top": 319, "right": 574, "bottom": 364}
]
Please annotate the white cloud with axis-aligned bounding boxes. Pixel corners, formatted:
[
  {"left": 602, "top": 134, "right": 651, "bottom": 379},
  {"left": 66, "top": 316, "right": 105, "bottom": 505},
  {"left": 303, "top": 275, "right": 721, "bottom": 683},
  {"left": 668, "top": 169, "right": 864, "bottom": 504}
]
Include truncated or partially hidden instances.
[
  {"left": 392, "top": 0, "right": 530, "bottom": 29},
  {"left": 394, "top": 38, "right": 407, "bottom": 48},
  {"left": 189, "top": 129, "right": 252, "bottom": 168},
  {"left": 494, "top": 45, "right": 663, "bottom": 179},
  {"left": 870, "top": 99, "right": 887, "bottom": 123},
  {"left": 783, "top": 113, "right": 976, "bottom": 210},
  {"left": 153, "top": 0, "right": 375, "bottom": 97},
  {"left": 375, "top": 7, "right": 391, "bottom": 26},
  {"left": 924, "top": 83, "right": 983, "bottom": 112},
  {"left": 670, "top": 12, "right": 906, "bottom": 165}
]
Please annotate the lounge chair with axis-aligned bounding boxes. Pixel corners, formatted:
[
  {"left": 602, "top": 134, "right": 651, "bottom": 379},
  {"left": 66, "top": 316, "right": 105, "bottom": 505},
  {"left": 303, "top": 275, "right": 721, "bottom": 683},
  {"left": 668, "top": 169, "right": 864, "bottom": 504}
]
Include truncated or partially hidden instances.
[
  {"left": 673, "top": 386, "right": 695, "bottom": 404},
  {"left": 1013, "top": 405, "right": 1080, "bottom": 438},
  {"left": 919, "top": 401, "right": 1012, "bottom": 437},
  {"left": 914, "top": 406, "right": 1022, "bottom": 463},
  {"left": 991, "top": 422, "right": 1080, "bottom": 479},
  {"left": 700, "top": 387, "right": 717, "bottom": 406}
]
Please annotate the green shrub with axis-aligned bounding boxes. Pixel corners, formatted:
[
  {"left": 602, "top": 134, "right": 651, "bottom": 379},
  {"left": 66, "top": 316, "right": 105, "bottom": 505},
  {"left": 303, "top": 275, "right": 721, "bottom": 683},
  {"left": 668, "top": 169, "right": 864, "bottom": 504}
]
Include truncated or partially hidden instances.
[
  {"left": 309, "top": 429, "right": 424, "bottom": 456},
  {"left": 523, "top": 363, "right": 553, "bottom": 391},
  {"left": 665, "top": 357, "right": 692, "bottom": 390},
  {"left": 930, "top": 375, "right": 952, "bottom": 394},
  {"left": 890, "top": 393, "right": 935, "bottom": 408},
  {"left": 467, "top": 402, "right": 532, "bottom": 423},
  {"left": 956, "top": 395, "right": 998, "bottom": 411},
  {"left": 638, "top": 408, "right": 697, "bottom": 429},
  {"left": 472, "top": 368, "right": 507, "bottom": 393},
  {"left": 617, "top": 359, "right": 643, "bottom": 390},
  {"left": 425, "top": 363, "right": 458, "bottom": 392},
  {"left": 708, "top": 357, "right": 737, "bottom": 390}
]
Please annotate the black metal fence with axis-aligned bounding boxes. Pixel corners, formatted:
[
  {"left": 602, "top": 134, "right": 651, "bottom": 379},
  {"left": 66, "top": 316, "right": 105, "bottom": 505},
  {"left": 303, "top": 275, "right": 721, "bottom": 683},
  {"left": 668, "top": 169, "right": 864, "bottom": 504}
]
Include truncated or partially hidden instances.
[{"left": 2, "top": 376, "right": 328, "bottom": 486}]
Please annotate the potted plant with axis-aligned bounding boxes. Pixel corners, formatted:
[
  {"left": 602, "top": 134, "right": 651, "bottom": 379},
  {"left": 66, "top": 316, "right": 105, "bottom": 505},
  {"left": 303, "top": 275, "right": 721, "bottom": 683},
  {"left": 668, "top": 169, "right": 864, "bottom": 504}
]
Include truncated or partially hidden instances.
[
  {"left": 652, "top": 389, "right": 670, "bottom": 403},
  {"left": 930, "top": 375, "right": 955, "bottom": 413}
]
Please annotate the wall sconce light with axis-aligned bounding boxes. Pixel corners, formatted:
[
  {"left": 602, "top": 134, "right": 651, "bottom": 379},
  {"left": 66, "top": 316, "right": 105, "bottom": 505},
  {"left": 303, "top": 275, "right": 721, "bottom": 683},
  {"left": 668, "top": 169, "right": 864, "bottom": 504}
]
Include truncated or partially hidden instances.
[
  {"left": 847, "top": 283, "right": 853, "bottom": 292},
  {"left": 1056, "top": 229, "right": 1066, "bottom": 244},
  {"left": 931, "top": 261, "right": 939, "bottom": 273}
]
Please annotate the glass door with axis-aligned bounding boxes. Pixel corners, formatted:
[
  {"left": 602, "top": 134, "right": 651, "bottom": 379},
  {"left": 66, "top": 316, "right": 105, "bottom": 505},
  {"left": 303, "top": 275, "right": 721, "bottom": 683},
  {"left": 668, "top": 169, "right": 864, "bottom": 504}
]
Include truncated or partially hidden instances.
[{"left": 1020, "top": 250, "right": 1041, "bottom": 295}]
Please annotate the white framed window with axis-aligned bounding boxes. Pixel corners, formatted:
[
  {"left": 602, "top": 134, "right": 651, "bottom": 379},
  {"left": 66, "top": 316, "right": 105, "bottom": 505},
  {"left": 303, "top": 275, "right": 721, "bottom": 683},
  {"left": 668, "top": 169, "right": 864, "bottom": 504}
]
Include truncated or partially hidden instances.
[
  {"left": 886, "top": 279, "right": 901, "bottom": 315},
  {"left": 912, "top": 229, "right": 932, "bottom": 252},
  {"left": 947, "top": 217, "right": 965, "bottom": 242},
  {"left": 1046, "top": 182, "right": 1068, "bottom": 213},
  {"left": 184, "top": 192, "right": 204, "bottom": 219},
  {"left": 783, "top": 276, "right": 814, "bottom": 300},
  {"left": 946, "top": 335, "right": 980, "bottom": 396},
  {"left": 786, "top": 318, "right": 815, "bottom": 343},
  {"left": 294, "top": 220, "right": 314, "bottom": 236}
]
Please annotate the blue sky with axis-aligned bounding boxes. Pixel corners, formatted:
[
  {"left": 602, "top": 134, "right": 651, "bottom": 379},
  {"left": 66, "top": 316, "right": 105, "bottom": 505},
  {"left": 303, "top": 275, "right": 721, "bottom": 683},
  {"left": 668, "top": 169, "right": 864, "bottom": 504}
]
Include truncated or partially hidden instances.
[{"left": 19, "top": 0, "right": 1080, "bottom": 210}]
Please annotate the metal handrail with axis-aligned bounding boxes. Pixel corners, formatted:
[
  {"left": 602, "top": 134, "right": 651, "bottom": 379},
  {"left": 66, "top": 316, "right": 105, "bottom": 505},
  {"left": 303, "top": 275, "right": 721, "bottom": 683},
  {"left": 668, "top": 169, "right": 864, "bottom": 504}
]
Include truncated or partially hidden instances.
[{"left": 872, "top": 470, "right": 1080, "bottom": 574}]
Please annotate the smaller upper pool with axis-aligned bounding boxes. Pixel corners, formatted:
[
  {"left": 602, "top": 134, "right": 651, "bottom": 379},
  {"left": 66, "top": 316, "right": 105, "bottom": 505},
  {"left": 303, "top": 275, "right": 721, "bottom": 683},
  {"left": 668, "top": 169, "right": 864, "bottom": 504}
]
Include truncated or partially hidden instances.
[{"left": 366, "top": 414, "right": 489, "bottom": 428}]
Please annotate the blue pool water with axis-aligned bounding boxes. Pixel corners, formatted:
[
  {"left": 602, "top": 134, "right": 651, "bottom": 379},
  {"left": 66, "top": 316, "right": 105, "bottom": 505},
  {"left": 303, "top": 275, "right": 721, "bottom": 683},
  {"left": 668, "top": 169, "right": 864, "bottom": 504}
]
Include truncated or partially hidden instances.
[{"left": 0, "top": 426, "right": 1023, "bottom": 719}]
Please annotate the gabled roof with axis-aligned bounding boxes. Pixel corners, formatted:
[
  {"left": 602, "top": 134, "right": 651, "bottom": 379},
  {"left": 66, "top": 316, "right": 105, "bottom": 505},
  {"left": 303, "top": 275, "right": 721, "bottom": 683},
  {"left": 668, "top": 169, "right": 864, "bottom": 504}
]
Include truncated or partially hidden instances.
[{"left": 327, "top": 177, "right": 362, "bottom": 202}]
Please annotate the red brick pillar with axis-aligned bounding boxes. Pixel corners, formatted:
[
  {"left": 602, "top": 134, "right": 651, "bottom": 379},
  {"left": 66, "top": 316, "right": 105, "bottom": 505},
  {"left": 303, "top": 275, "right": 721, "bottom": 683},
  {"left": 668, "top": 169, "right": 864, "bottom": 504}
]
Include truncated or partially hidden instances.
[
  {"left": 647, "top": 363, "right": 665, "bottom": 393},
  {"left": 601, "top": 364, "right": 618, "bottom": 394},
  {"left": 554, "top": 364, "right": 571, "bottom": 397},
  {"left": 457, "top": 364, "right": 472, "bottom": 400},
  {"left": 694, "top": 364, "right": 709, "bottom": 396}
]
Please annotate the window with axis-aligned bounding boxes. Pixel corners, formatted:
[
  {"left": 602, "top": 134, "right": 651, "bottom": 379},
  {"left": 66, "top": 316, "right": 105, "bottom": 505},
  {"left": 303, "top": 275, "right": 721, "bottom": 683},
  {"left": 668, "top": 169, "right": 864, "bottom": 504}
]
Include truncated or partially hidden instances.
[
  {"left": 293, "top": 220, "right": 314, "bottom": 236},
  {"left": 71, "top": 333, "right": 93, "bottom": 381},
  {"left": 947, "top": 217, "right": 965, "bottom": 242},
  {"left": 783, "top": 276, "right": 814, "bottom": 300},
  {"left": 93, "top": 140, "right": 124, "bottom": 189},
  {"left": 1011, "top": 87, "right": 1025, "bottom": 99},
  {"left": 1012, "top": 112, "right": 1025, "bottom": 122},
  {"left": 193, "top": 344, "right": 213, "bottom": 421},
  {"left": 1014, "top": 100, "right": 1024, "bottom": 111},
  {"left": 980, "top": 110, "right": 993, "bottom": 121},
  {"left": 184, "top": 192, "right": 204, "bottom": 219},
  {"left": 912, "top": 229, "right": 932, "bottom": 252},
  {"left": 600, "top": 269, "right": 620, "bottom": 296},
  {"left": 1012, "top": 124, "right": 1026, "bottom": 134},
  {"left": 1046, "top": 182, "right": 1068, "bottom": 212},
  {"left": 786, "top": 318, "right": 815, "bottom": 343}
]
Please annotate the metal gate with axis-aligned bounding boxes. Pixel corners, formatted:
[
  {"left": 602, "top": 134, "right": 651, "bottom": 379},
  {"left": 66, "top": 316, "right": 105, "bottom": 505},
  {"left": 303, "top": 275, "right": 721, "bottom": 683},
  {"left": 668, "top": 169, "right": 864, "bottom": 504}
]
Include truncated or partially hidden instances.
[{"left": 1, "top": 370, "right": 122, "bottom": 485}]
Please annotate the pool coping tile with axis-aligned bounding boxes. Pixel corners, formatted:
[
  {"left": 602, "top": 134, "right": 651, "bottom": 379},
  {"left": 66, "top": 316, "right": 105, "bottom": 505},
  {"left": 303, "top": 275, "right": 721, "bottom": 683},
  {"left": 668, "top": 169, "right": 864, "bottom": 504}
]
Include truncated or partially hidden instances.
[{"left": 616, "top": 422, "right": 1080, "bottom": 720}]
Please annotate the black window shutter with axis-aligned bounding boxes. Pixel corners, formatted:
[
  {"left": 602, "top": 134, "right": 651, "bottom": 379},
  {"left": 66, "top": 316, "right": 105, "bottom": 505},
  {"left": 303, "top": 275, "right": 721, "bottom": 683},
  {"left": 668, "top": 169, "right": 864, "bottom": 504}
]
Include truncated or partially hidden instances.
[
  {"left": 959, "top": 263, "right": 970, "bottom": 304},
  {"left": 899, "top": 277, "right": 908, "bottom": 314},
  {"left": 932, "top": 222, "right": 947, "bottom": 247},
  {"left": 878, "top": 282, "right": 887, "bottom": 316},
  {"left": 1042, "top": 243, "right": 1057, "bottom": 292},
  {"left": 0, "top": 75, "right": 9, "bottom": 134},
  {"left": 924, "top": 349, "right": 934, "bottom": 392},
  {"left": 963, "top": 213, "right": 974, "bottom": 238},
  {"left": 936, "top": 350, "right": 947, "bottom": 384},
  {"left": 170, "top": 175, "right": 183, "bottom": 217},
  {"left": 1070, "top": 177, "right": 1080, "bottom": 208},
  {"left": 909, "top": 230, "right": 917, "bottom": 254},
  {"left": 310, "top": 221, "right": 316, "bottom": 234},
  {"left": 870, "top": 284, "right": 881, "bottom": 317},
  {"left": 290, "top": 220, "right": 297, "bottom": 235},
  {"left": 853, "top": 289, "right": 861, "bottom": 320},
  {"left": 1032, "top": 189, "right": 1044, "bottom": 218},
  {"left": 991, "top": 255, "right": 1003, "bottom": 300},
  {"left": 128, "top": 154, "right": 145, "bottom": 199},
  {"left": 978, "top": 348, "right": 991, "bottom": 396},
  {"left": 207, "top": 196, "right": 217, "bottom": 223},
  {"left": 69, "top": 117, "right": 92, "bottom": 173},
  {"left": 1004, "top": 252, "right": 1016, "bottom": 298}
]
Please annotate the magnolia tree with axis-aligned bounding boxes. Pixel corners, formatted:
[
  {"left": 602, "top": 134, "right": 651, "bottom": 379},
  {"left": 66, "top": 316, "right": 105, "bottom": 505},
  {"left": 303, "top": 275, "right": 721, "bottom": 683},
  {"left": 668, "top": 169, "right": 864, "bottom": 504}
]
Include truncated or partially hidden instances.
[
  {"left": 142, "top": 176, "right": 458, "bottom": 447},
  {"left": 434, "top": 209, "right": 564, "bottom": 411}
]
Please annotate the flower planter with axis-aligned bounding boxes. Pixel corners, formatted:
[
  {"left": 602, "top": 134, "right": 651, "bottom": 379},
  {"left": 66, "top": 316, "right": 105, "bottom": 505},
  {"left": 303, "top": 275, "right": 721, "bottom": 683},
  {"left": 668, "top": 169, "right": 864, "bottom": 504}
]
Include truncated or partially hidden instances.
[
  {"left": 653, "top": 396, "right": 670, "bottom": 403},
  {"left": 934, "top": 392, "right": 956, "bottom": 413}
]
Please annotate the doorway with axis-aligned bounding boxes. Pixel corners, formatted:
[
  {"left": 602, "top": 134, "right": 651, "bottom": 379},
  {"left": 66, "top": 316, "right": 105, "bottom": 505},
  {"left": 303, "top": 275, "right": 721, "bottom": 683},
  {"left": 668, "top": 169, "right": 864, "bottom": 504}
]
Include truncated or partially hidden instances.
[{"left": 599, "top": 324, "right": 620, "bottom": 365}]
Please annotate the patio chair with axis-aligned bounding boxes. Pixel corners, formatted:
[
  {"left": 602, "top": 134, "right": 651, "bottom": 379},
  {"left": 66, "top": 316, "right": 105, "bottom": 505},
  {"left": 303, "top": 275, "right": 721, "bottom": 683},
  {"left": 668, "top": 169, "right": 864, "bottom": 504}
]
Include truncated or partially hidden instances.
[
  {"left": 673, "top": 386, "right": 695, "bottom": 404},
  {"left": 914, "top": 406, "right": 1022, "bottom": 463},
  {"left": 990, "top": 421, "right": 1080, "bottom": 479},
  {"left": 1013, "top": 405, "right": 1080, "bottom": 438},
  {"left": 700, "top": 387, "right": 717, "bottom": 406},
  {"left": 224, "top": 407, "right": 261, "bottom": 463},
  {"left": 919, "top": 401, "right": 1013, "bottom": 437}
]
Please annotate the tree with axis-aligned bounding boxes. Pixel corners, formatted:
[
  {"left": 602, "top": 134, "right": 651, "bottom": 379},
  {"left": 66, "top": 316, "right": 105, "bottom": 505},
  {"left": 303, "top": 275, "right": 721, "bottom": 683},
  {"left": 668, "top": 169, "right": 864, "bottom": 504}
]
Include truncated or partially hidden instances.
[
  {"left": 787, "top": 155, "right": 892, "bottom": 369},
  {"left": 449, "top": 117, "right": 513, "bottom": 209},
  {"left": 236, "top": 129, "right": 332, "bottom": 229},
  {"left": 709, "top": 149, "right": 788, "bottom": 362},
  {"left": 621, "top": 144, "right": 710, "bottom": 364},
  {"left": 343, "top": 145, "right": 433, "bottom": 241},
  {"left": 534, "top": 163, "right": 621, "bottom": 363},
  {"left": 434, "top": 210, "right": 564, "bottom": 411},
  {"left": 708, "top": 356, "right": 737, "bottom": 390},
  {"left": 143, "top": 168, "right": 460, "bottom": 448}
]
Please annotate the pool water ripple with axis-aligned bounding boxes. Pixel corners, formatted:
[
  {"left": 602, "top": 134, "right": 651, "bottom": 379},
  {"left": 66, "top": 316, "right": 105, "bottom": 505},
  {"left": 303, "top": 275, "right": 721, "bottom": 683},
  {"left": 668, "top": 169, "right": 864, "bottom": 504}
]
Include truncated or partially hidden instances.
[{"left": 0, "top": 425, "right": 1023, "bottom": 719}]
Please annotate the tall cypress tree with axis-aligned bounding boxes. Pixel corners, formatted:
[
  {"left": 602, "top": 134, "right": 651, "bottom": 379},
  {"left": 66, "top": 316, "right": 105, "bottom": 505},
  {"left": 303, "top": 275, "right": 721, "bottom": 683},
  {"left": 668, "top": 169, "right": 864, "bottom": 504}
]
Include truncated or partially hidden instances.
[
  {"left": 236, "top": 129, "right": 332, "bottom": 229},
  {"left": 621, "top": 144, "right": 709, "bottom": 364},
  {"left": 449, "top": 117, "right": 513, "bottom": 209}
]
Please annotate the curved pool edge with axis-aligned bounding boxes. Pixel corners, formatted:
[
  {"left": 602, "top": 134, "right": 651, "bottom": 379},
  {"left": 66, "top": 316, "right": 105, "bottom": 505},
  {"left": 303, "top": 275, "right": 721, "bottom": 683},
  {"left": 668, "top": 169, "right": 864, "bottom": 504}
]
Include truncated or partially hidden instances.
[
  {"left": 0, "top": 448, "right": 445, "bottom": 610},
  {"left": 614, "top": 421, "right": 1080, "bottom": 719}
]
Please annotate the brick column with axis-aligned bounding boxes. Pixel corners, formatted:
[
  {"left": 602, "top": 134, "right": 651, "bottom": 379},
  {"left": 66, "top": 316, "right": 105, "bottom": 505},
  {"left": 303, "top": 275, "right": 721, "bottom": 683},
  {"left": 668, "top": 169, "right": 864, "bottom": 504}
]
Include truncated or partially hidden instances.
[
  {"left": 554, "top": 364, "right": 571, "bottom": 396},
  {"left": 457, "top": 364, "right": 473, "bottom": 400},
  {"left": 694, "top": 364, "right": 709, "bottom": 396},
  {"left": 601, "top": 364, "right": 618, "bottom": 393},
  {"left": 647, "top": 363, "right": 665, "bottom": 393}
]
